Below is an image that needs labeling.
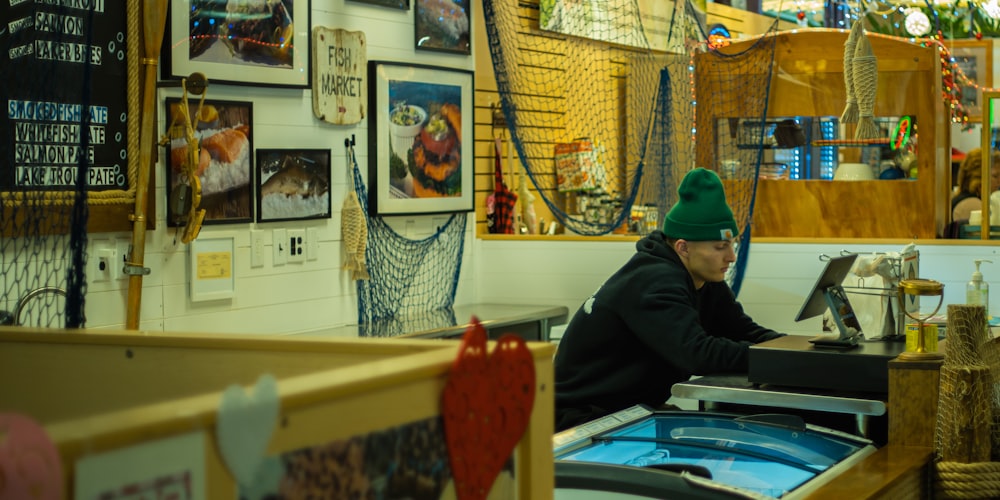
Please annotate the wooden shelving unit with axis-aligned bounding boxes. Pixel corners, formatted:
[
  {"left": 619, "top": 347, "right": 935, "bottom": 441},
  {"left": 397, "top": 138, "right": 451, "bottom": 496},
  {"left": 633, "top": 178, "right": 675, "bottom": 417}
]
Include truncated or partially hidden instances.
[{"left": 696, "top": 29, "right": 949, "bottom": 239}]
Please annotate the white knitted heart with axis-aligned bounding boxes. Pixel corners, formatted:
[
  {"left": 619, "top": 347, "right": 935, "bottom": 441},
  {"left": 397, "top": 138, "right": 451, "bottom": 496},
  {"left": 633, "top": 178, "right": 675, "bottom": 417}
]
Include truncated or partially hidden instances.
[{"left": 216, "top": 374, "right": 279, "bottom": 486}]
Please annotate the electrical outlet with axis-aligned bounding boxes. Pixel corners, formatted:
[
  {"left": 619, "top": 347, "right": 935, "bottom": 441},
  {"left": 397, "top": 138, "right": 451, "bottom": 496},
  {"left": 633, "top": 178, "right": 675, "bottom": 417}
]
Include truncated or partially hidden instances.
[
  {"left": 90, "top": 240, "right": 117, "bottom": 282},
  {"left": 306, "top": 227, "right": 318, "bottom": 261},
  {"left": 287, "top": 229, "right": 305, "bottom": 263},
  {"left": 250, "top": 229, "right": 265, "bottom": 268},
  {"left": 273, "top": 228, "right": 287, "bottom": 266}
]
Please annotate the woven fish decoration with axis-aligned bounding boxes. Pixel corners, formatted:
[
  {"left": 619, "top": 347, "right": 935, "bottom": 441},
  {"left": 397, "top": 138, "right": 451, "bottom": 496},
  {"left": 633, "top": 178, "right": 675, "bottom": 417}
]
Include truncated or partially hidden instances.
[
  {"left": 852, "top": 28, "right": 880, "bottom": 140},
  {"left": 840, "top": 22, "right": 863, "bottom": 124},
  {"left": 341, "top": 184, "right": 369, "bottom": 281}
]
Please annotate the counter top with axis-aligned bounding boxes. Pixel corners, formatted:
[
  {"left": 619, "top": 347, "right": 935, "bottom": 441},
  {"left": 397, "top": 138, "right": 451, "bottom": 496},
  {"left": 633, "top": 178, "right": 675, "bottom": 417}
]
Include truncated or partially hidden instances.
[
  {"left": 672, "top": 373, "right": 886, "bottom": 416},
  {"left": 283, "top": 303, "right": 569, "bottom": 340}
]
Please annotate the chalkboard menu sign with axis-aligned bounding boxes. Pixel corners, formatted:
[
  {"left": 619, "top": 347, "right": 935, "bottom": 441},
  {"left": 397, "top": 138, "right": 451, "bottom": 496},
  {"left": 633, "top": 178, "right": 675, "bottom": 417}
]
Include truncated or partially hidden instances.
[{"left": 1, "top": 1, "right": 131, "bottom": 192}]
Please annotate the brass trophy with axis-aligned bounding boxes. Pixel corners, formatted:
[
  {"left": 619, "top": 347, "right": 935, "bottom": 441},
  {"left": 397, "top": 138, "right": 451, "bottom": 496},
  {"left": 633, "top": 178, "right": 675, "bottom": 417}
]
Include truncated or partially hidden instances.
[{"left": 897, "top": 278, "right": 945, "bottom": 360}]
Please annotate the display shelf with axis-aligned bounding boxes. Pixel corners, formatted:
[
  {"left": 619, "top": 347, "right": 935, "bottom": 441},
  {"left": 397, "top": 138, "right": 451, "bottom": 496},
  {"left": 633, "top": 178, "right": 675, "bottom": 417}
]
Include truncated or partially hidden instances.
[{"left": 696, "top": 29, "right": 949, "bottom": 239}]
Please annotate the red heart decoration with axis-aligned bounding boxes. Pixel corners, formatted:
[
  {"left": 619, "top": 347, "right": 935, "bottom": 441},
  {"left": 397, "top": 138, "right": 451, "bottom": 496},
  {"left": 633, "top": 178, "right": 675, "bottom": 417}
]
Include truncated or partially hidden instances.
[
  {"left": 442, "top": 316, "right": 536, "bottom": 500},
  {"left": 0, "top": 413, "right": 63, "bottom": 500}
]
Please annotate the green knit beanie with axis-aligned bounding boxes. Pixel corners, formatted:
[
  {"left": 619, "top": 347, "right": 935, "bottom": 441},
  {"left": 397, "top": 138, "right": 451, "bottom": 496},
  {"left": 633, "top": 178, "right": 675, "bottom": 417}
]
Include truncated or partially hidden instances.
[{"left": 662, "top": 168, "right": 739, "bottom": 241}]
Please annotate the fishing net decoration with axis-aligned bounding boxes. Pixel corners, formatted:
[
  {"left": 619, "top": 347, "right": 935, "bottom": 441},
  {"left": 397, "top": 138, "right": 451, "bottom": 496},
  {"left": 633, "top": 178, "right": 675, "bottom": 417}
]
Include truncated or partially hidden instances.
[
  {"left": 482, "top": 0, "right": 777, "bottom": 293},
  {"left": 347, "top": 145, "right": 467, "bottom": 337}
]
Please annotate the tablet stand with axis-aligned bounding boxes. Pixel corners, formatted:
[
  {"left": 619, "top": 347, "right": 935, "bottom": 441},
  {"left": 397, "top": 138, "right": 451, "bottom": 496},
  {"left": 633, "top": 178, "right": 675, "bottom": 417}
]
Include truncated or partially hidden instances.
[
  {"left": 809, "top": 285, "right": 863, "bottom": 348},
  {"left": 794, "top": 254, "right": 864, "bottom": 350}
]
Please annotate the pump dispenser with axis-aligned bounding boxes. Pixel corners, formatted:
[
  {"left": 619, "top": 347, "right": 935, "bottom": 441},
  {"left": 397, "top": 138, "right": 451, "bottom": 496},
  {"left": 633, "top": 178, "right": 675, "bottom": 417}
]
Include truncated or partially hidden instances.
[{"left": 967, "top": 259, "right": 993, "bottom": 318}]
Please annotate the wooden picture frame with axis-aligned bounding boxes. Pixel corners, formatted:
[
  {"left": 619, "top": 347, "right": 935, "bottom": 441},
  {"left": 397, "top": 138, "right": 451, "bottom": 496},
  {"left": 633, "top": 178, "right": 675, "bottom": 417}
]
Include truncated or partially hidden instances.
[
  {"left": 367, "top": 61, "right": 474, "bottom": 216},
  {"left": 949, "top": 39, "right": 993, "bottom": 122},
  {"left": 164, "top": 98, "right": 254, "bottom": 226},
  {"left": 255, "top": 149, "right": 332, "bottom": 223},
  {"left": 414, "top": 0, "right": 471, "bottom": 54},
  {"left": 163, "top": 0, "right": 311, "bottom": 89}
]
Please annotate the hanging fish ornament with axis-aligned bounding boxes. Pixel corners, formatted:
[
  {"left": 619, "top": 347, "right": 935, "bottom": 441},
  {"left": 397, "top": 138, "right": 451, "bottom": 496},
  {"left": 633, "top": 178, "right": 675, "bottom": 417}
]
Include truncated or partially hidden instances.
[
  {"left": 841, "top": 21, "right": 863, "bottom": 124},
  {"left": 341, "top": 145, "right": 370, "bottom": 281},
  {"left": 852, "top": 28, "right": 881, "bottom": 140}
]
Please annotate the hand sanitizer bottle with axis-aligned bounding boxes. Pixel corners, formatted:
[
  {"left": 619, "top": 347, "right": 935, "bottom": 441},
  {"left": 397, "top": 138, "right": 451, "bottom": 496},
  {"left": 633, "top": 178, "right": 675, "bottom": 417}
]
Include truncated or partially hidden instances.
[{"left": 967, "top": 259, "right": 993, "bottom": 318}]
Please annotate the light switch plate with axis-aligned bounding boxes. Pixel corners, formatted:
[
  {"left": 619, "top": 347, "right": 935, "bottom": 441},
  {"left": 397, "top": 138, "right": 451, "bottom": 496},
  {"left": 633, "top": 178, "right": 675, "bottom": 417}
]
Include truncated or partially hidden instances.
[
  {"left": 250, "top": 230, "right": 265, "bottom": 268},
  {"left": 306, "top": 228, "right": 318, "bottom": 261},
  {"left": 273, "top": 229, "right": 287, "bottom": 266}
]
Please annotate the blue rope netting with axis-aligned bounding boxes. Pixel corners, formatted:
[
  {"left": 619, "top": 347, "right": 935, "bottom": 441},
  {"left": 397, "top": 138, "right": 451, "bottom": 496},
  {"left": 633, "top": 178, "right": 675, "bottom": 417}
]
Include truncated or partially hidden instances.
[
  {"left": 348, "top": 146, "right": 467, "bottom": 336},
  {"left": 482, "top": 0, "right": 778, "bottom": 294}
]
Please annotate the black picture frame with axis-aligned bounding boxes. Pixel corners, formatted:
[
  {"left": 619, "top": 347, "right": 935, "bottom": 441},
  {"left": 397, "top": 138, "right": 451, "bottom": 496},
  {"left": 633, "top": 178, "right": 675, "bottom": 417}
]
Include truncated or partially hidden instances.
[
  {"left": 164, "top": 98, "right": 254, "bottom": 226},
  {"left": 348, "top": 0, "right": 409, "bottom": 9},
  {"left": 367, "top": 61, "right": 474, "bottom": 216},
  {"left": 163, "top": 0, "right": 311, "bottom": 89},
  {"left": 255, "top": 149, "right": 332, "bottom": 223},
  {"left": 414, "top": 0, "right": 471, "bottom": 54}
]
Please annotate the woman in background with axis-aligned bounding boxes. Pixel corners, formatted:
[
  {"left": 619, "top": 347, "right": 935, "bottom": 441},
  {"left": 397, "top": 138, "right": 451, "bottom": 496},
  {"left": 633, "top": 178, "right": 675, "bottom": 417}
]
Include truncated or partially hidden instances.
[{"left": 952, "top": 147, "right": 1000, "bottom": 222}]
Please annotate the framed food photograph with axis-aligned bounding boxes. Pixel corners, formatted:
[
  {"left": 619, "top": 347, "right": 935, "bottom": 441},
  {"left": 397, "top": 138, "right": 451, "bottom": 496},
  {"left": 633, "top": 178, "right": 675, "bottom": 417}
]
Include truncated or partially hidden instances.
[
  {"left": 255, "top": 149, "right": 332, "bottom": 223},
  {"left": 414, "top": 0, "right": 471, "bottom": 54},
  {"left": 164, "top": 98, "right": 254, "bottom": 226},
  {"left": 163, "top": 0, "right": 311, "bottom": 88},
  {"left": 367, "top": 61, "right": 474, "bottom": 216},
  {"left": 348, "top": 0, "right": 408, "bottom": 9},
  {"left": 949, "top": 39, "right": 993, "bottom": 121}
]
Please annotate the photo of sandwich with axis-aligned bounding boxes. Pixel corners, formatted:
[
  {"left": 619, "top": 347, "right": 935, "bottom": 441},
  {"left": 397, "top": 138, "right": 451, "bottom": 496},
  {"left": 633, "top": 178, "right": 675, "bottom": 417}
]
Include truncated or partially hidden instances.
[
  {"left": 369, "top": 61, "right": 473, "bottom": 216},
  {"left": 165, "top": 98, "right": 254, "bottom": 225},
  {"left": 386, "top": 80, "right": 464, "bottom": 200}
]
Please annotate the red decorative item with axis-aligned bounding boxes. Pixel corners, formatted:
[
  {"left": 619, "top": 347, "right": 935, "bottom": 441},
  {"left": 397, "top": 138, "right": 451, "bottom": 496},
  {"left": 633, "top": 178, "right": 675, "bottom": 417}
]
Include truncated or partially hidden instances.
[
  {"left": 796, "top": 11, "right": 805, "bottom": 21},
  {"left": 977, "top": 32, "right": 984, "bottom": 40},
  {"left": 0, "top": 413, "right": 63, "bottom": 500},
  {"left": 442, "top": 317, "right": 536, "bottom": 500}
]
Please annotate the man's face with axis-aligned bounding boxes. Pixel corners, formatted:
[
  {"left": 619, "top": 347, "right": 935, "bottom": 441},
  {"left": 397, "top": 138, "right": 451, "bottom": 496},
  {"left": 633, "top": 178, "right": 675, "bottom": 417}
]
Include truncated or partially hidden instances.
[{"left": 676, "top": 238, "right": 737, "bottom": 288}]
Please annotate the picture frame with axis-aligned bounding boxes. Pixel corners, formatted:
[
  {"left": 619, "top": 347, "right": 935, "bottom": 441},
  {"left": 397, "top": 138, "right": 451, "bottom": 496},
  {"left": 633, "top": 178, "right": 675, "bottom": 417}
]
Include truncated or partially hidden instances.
[
  {"left": 255, "top": 149, "right": 332, "bottom": 223},
  {"left": 414, "top": 0, "right": 471, "bottom": 54},
  {"left": 367, "top": 61, "right": 474, "bottom": 216},
  {"left": 164, "top": 98, "right": 254, "bottom": 226},
  {"left": 188, "top": 233, "right": 236, "bottom": 302},
  {"left": 163, "top": 0, "right": 311, "bottom": 89},
  {"left": 949, "top": 39, "right": 993, "bottom": 122},
  {"left": 348, "top": 0, "right": 408, "bottom": 9}
]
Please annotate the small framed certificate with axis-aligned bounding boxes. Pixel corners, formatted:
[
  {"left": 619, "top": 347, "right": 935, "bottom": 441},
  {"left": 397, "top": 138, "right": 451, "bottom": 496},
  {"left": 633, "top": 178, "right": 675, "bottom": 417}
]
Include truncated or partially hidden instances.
[{"left": 189, "top": 233, "right": 236, "bottom": 302}]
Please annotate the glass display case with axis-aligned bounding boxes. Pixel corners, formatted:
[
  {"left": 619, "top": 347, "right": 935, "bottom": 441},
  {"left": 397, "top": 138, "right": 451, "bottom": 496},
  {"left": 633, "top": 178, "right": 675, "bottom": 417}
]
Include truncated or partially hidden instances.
[{"left": 696, "top": 30, "right": 949, "bottom": 239}]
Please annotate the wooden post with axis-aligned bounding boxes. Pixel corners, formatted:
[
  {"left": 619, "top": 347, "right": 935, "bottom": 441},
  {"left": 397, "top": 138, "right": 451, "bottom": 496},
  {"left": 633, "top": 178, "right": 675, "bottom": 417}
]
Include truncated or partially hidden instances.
[
  {"left": 126, "top": 0, "right": 169, "bottom": 329},
  {"left": 888, "top": 357, "right": 942, "bottom": 447}
]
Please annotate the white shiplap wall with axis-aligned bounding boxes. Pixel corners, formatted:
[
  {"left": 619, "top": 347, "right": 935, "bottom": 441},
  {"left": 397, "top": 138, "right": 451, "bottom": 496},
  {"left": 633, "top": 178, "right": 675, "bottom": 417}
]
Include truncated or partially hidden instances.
[
  {"left": 80, "top": 1, "right": 477, "bottom": 333},
  {"left": 475, "top": 239, "right": 1000, "bottom": 337},
  {"left": 18, "top": 3, "right": 1000, "bottom": 337}
]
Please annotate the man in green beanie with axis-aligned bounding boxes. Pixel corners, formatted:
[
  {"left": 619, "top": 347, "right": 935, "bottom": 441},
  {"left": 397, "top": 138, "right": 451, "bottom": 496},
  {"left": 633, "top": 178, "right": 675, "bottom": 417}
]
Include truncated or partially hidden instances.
[{"left": 554, "top": 168, "right": 785, "bottom": 432}]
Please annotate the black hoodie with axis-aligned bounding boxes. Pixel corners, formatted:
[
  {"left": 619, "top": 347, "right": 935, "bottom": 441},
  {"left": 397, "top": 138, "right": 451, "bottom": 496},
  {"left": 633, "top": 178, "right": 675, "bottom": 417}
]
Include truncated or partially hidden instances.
[{"left": 554, "top": 231, "right": 784, "bottom": 431}]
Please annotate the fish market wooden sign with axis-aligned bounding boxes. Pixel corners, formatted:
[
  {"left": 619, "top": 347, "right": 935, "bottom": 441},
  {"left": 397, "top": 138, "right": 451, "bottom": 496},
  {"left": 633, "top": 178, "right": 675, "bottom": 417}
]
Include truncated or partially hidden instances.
[{"left": 312, "top": 27, "right": 366, "bottom": 125}]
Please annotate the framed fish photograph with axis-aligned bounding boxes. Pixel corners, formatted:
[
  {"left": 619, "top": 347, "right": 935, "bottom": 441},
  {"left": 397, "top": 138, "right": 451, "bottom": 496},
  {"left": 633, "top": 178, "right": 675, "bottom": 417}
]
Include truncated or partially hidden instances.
[
  {"left": 163, "top": 0, "right": 311, "bottom": 88},
  {"left": 255, "top": 149, "right": 332, "bottom": 223},
  {"left": 414, "top": 0, "right": 471, "bottom": 54},
  {"left": 164, "top": 98, "right": 254, "bottom": 227},
  {"left": 367, "top": 61, "right": 474, "bottom": 216}
]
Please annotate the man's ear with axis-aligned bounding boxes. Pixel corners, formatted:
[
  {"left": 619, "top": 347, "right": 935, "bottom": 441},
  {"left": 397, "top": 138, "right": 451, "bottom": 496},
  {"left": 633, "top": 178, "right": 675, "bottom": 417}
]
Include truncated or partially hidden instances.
[{"left": 674, "top": 239, "right": 688, "bottom": 257}]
